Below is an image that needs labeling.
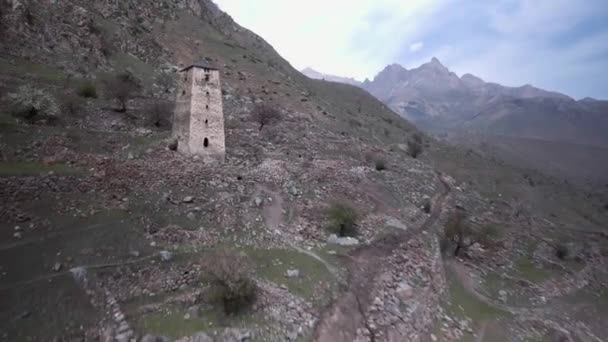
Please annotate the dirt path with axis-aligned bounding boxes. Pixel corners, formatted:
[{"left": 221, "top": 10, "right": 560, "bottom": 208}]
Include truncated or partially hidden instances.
[
  {"left": 448, "top": 261, "right": 605, "bottom": 342},
  {"left": 474, "top": 320, "right": 488, "bottom": 342},
  {"left": 255, "top": 184, "right": 339, "bottom": 275},
  {"left": 313, "top": 174, "right": 452, "bottom": 342}
]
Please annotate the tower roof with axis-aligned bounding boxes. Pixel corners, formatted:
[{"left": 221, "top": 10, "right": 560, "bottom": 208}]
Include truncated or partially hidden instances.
[{"left": 180, "top": 61, "right": 219, "bottom": 72}]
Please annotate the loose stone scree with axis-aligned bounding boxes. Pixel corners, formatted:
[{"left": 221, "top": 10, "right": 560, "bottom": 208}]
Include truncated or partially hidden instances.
[{"left": 173, "top": 62, "right": 226, "bottom": 162}]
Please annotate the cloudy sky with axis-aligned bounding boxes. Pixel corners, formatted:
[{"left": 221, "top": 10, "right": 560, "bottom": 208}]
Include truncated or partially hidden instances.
[{"left": 214, "top": 0, "right": 608, "bottom": 99}]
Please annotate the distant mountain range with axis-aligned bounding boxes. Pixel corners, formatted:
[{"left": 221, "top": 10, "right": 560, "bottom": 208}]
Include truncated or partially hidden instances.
[
  {"left": 302, "top": 59, "right": 608, "bottom": 148},
  {"left": 301, "top": 67, "right": 362, "bottom": 87}
]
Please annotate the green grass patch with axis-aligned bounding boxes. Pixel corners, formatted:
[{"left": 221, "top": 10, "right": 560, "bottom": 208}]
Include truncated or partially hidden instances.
[
  {"left": 245, "top": 247, "right": 336, "bottom": 304},
  {"left": 134, "top": 305, "right": 266, "bottom": 340},
  {"left": 445, "top": 270, "right": 506, "bottom": 322},
  {"left": 109, "top": 52, "right": 157, "bottom": 85},
  {"left": 512, "top": 257, "right": 552, "bottom": 283},
  {"left": 0, "top": 58, "right": 65, "bottom": 83},
  {"left": 0, "top": 161, "right": 82, "bottom": 177}
]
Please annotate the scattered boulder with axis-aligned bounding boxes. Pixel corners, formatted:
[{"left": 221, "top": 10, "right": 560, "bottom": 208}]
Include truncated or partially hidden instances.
[
  {"left": 186, "top": 305, "right": 200, "bottom": 319},
  {"left": 254, "top": 196, "right": 263, "bottom": 207},
  {"left": 141, "top": 334, "right": 171, "bottom": 342},
  {"left": 327, "top": 234, "right": 359, "bottom": 246},
  {"left": 183, "top": 196, "right": 194, "bottom": 203},
  {"left": 395, "top": 281, "right": 414, "bottom": 302},
  {"left": 286, "top": 269, "right": 300, "bottom": 278},
  {"left": 386, "top": 217, "right": 407, "bottom": 231},
  {"left": 52, "top": 262, "right": 62, "bottom": 272},
  {"left": 191, "top": 332, "right": 213, "bottom": 342},
  {"left": 498, "top": 290, "right": 508, "bottom": 302},
  {"left": 159, "top": 250, "right": 173, "bottom": 262}
]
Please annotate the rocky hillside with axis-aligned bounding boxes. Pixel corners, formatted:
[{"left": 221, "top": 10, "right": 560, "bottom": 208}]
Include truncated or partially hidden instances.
[{"left": 1, "top": 1, "right": 607, "bottom": 342}]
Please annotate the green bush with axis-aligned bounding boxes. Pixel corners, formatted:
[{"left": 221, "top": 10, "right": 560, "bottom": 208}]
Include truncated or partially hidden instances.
[
  {"left": 477, "top": 225, "right": 501, "bottom": 248},
  {"left": 203, "top": 250, "right": 257, "bottom": 315},
  {"left": 327, "top": 201, "right": 359, "bottom": 237},
  {"left": 422, "top": 198, "right": 432, "bottom": 213},
  {"left": 7, "top": 85, "right": 59, "bottom": 124},
  {"left": 374, "top": 158, "right": 386, "bottom": 171},
  {"left": 77, "top": 81, "right": 98, "bottom": 98},
  {"left": 555, "top": 243, "right": 569, "bottom": 260}
]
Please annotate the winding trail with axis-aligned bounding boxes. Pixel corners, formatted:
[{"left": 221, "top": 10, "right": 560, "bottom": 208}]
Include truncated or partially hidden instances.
[
  {"left": 313, "top": 174, "right": 452, "bottom": 342},
  {"left": 255, "top": 184, "right": 339, "bottom": 275},
  {"left": 448, "top": 261, "right": 605, "bottom": 342}
]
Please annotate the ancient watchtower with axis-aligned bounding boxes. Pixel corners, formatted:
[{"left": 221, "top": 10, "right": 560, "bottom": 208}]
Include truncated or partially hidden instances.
[{"left": 173, "top": 62, "right": 225, "bottom": 162}]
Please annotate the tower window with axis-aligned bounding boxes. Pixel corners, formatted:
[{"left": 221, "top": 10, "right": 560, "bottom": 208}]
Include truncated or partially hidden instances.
[
  {"left": 206, "top": 105, "right": 209, "bottom": 109},
  {"left": 182, "top": 90, "right": 186, "bottom": 96},
  {"left": 206, "top": 91, "right": 210, "bottom": 96},
  {"left": 203, "top": 138, "right": 209, "bottom": 148},
  {"left": 205, "top": 119, "right": 208, "bottom": 126},
  {"left": 205, "top": 74, "right": 210, "bottom": 82}
]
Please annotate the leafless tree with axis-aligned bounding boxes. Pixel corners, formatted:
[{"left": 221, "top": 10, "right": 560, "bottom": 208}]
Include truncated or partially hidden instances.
[
  {"left": 251, "top": 103, "right": 281, "bottom": 131},
  {"left": 147, "top": 100, "right": 173, "bottom": 129},
  {"left": 102, "top": 72, "right": 140, "bottom": 112}
]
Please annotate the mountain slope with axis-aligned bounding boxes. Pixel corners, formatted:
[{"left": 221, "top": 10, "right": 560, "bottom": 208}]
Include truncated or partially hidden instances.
[
  {"left": 360, "top": 58, "right": 608, "bottom": 148},
  {"left": 2, "top": 2, "right": 607, "bottom": 342}
]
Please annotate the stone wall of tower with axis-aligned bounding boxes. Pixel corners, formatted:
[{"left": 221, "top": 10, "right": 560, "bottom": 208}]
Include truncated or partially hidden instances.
[
  {"left": 173, "top": 68, "right": 194, "bottom": 153},
  {"left": 189, "top": 68, "right": 225, "bottom": 161},
  {"left": 172, "top": 67, "right": 225, "bottom": 162}
]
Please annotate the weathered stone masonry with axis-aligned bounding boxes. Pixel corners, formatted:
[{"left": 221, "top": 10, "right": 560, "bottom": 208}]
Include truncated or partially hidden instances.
[{"left": 173, "top": 63, "right": 225, "bottom": 162}]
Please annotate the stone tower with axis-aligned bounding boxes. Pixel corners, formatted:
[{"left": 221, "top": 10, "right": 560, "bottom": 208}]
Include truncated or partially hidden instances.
[{"left": 173, "top": 62, "right": 225, "bottom": 162}]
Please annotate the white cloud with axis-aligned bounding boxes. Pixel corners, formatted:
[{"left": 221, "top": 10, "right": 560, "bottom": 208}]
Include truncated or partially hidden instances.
[
  {"left": 214, "top": 0, "right": 442, "bottom": 80},
  {"left": 214, "top": 0, "right": 608, "bottom": 98},
  {"left": 409, "top": 41, "right": 424, "bottom": 52}
]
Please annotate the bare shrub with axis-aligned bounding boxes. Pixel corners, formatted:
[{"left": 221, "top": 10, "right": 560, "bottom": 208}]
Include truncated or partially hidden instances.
[
  {"left": 442, "top": 212, "right": 500, "bottom": 256},
  {"left": 7, "top": 85, "right": 59, "bottom": 124},
  {"left": 147, "top": 101, "right": 173, "bottom": 130},
  {"left": 59, "top": 92, "right": 84, "bottom": 117},
  {"left": 407, "top": 134, "right": 423, "bottom": 158},
  {"left": 102, "top": 72, "right": 140, "bottom": 112},
  {"left": 203, "top": 250, "right": 257, "bottom": 315},
  {"left": 327, "top": 201, "right": 359, "bottom": 237},
  {"left": 251, "top": 103, "right": 281, "bottom": 131},
  {"left": 156, "top": 72, "right": 176, "bottom": 94},
  {"left": 442, "top": 211, "right": 472, "bottom": 256}
]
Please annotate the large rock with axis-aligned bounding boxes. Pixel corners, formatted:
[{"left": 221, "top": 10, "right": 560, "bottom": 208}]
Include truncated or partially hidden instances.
[
  {"left": 191, "top": 332, "right": 213, "bottom": 342},
  {"left": 286, "top": 269, "right": 300, "bottom": 278},
  {"left": 395, "top": 281, "right": 414, "bottom": 302},
  {"left": 386, "top": 217, "right": 407, "bottom": 231},
  {"left": 327, "top": 234, "right": 359, "bottom": 246},
  {"left": 159, "top": 250, "right": 173, "bottom": 262},
  {"left": 141, "top": 335, "right": 172, "bottom": 342}
]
